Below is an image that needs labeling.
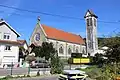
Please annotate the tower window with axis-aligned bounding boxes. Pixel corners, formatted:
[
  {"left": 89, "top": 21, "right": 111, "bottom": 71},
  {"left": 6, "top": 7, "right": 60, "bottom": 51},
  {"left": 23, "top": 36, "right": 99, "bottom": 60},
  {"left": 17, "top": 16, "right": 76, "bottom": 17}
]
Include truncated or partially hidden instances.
[
  {"left": 87, "top": 18, "right": 92, "bottom": 26},
  {"left": 90, "top": 18, "right": 92, "bottom": 26},
  {"left": 94, "top": 18, "right": 96, "bottom": 26},
  {"left": 87, "top": 19, "right": 89, "bottom": 26}
]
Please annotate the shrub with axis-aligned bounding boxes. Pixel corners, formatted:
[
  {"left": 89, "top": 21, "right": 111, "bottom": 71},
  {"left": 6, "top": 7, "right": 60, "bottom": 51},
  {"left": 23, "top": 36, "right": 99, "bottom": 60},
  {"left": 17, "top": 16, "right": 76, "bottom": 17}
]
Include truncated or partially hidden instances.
[
  {"left": 50, "top": 56, "right": 64, "bottom": 74},
  {"left": 0, "top": 75, "right": 13, "bottom": 80},
  {"left": 86, "top": 68, "right": 101, "bottom": 79},
  {"left": 96, "top": 76, "right": 109, "bottom": 80}
]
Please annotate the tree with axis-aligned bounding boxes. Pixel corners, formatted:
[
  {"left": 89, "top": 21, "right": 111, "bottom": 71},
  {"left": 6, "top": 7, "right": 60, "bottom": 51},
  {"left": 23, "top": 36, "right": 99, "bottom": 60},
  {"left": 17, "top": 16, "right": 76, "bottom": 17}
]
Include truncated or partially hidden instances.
[
  {"left": 101, "top": 35, "right": 120, "bottom": 76},
  {"left": 32, "top": 42, "right": 63, "bottom": 74},
  {"left": 93, "top": 53, "right": 105, "bottom": 67},
  {"left": 32, "top": 42, "right": 56, "bottom": 61},
  {"left": 25, "top": 55, "right": 36, "bottom": 63},
  {"left": 50, "top": 54, "right": 64, "bottom": 74},
  {"left": 25, "top": 54, "right": 36, "bottom": 76},
  {"left": 103, "top": 36, "right": 120, "bottom": 63}
]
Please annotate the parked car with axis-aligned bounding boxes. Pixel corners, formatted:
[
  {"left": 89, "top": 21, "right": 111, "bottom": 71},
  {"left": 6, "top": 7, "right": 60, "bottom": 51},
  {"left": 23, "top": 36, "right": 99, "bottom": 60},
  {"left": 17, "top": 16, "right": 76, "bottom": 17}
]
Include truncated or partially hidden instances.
[
  {"left": 30, "top": 60, "right": 50, "bottom": 68},
  {"left": 58, "top": 70, "right": 88, "bottom": 80}
]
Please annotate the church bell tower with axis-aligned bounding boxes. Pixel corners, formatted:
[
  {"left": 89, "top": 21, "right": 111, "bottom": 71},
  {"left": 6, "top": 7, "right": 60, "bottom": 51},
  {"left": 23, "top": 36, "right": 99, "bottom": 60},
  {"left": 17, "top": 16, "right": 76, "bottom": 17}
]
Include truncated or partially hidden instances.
[{"left": 84, "top": 10, "right": 98, "bottom": 56}]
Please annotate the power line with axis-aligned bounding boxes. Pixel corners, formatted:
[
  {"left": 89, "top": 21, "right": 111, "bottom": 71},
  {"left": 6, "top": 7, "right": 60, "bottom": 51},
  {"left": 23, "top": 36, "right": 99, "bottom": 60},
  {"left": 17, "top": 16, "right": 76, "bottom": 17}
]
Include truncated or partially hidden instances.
[
  {"left": 0, "top": 4, "right": 120, "bottom": 24},
  {"left": 0, "top": 10, "right": 37, "bottom": 18},
  {"left": 0, "top": 5, "right": 120, "bottom": 37},
  {"left": 0, "top": 4, "right": 83, "bottom": 20},
  {"left": 98, "top": 20, "right": 120, "bottom": 24}
]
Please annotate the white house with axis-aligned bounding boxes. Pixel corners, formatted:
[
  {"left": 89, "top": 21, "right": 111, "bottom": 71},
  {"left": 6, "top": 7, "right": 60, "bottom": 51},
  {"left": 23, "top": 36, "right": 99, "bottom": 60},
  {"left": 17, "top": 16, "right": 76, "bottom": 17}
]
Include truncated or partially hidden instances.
[
  {"left": 0, "top": 19, "right": 20, "bottom": 67},
  {"left": 30, "top": 18, "right": 87, "bottom": 59}
]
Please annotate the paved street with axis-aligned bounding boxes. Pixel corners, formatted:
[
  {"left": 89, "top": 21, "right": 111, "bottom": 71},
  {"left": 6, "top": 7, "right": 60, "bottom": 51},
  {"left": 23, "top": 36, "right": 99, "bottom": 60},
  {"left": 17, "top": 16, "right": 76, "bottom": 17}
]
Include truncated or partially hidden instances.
[
  {"left": 12, "top": 75, "right": 59, "bottom": 80},
  {"left": 0, "top": 64, "right": 88, "bottom": 76},
  {"left": 0, "top": 68, "right": 50, "bottom": 76}
]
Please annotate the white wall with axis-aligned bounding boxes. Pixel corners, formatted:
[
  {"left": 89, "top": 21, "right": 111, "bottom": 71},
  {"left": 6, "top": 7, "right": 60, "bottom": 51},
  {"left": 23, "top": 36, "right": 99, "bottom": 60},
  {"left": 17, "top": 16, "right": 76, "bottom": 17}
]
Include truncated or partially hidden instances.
[
  {"left": 0, "top": 23, "right": 19, "bottom": 66},
  {"left": 0, "top": 24, "right": 17, "bottom": 41},
  {"left": 47, "top": 39, "right": 86, "bottom": 58},
  {"left": 0, "top": 43, "right": 19, "bottom": 64}
]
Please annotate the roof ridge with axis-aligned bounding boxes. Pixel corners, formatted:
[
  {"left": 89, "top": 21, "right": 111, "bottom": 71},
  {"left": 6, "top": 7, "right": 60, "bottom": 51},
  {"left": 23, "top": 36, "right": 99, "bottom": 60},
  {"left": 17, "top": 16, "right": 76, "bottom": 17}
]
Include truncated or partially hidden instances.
[
  {"left": 0, "top": 19, "right": 20, "bottom": 37},
  {"left": 41, "top": 24, "right": 85, "bottom": 44},
  {"left": 41, "top": 24, "right": 81, "bottom": 37}
]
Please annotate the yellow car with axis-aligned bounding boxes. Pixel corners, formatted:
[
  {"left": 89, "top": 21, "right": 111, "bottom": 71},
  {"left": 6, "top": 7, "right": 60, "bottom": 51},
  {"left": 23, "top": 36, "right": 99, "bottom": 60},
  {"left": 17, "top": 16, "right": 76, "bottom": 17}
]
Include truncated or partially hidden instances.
[{"left": 59, "top": 70, "right": 88, "bottom": 80}]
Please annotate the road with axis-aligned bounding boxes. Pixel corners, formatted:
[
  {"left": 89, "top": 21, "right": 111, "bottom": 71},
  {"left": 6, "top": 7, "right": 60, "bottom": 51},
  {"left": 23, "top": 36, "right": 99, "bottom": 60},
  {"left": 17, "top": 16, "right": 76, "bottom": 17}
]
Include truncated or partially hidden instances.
[
  {"left": 0, "top": 68, "right": 50, "bottom": 76},
  {"left": 12, "top": 75, "right": 59, "bottom": 80},
  {"left": 0, "top": 64, "right": 88, "bottom": 76}
]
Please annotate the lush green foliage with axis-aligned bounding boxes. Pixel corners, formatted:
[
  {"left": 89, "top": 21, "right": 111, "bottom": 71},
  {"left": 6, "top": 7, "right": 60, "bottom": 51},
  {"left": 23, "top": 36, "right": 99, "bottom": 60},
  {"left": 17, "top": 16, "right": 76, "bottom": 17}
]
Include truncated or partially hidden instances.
[
  {"left": 92, "top": 53, "right": 106, "bottom": 67},
  {"left": 50, "top": 55, "right": 64, "bottom": 74},
  {"left": 75, "top": 65, "right": 98, "bottom": 72},
  {"left": 102, "top": 36, "right": 120, "bottom": 63},
  {"left": 32, "top": 42, "right": 63, "bottom": 74},
  {"left": 25, "top": 55, "right": 36, "bottom": 63},
  {"left": 32, "top": 42, "right": 56, "bottom": 61},
  {"left": 83, "top": 35, "right": 120, "bottom": 80},
  {"left": 0, "top": 75, "right": 13, "bottom": 80}
]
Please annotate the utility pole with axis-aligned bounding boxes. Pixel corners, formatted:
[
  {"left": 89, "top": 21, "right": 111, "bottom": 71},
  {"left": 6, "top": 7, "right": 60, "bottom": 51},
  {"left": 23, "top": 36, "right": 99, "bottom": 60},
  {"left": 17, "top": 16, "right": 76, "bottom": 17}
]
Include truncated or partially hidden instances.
[{"left": 10, "top": 62, "right": 13, "bottom": 75}]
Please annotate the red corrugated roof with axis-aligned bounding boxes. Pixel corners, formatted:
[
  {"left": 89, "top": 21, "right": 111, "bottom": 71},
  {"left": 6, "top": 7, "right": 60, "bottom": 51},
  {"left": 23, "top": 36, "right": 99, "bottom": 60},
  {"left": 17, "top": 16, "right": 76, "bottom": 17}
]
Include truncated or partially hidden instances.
[{"left": 41, "top": 24, "right": 85, "bottom": 44}]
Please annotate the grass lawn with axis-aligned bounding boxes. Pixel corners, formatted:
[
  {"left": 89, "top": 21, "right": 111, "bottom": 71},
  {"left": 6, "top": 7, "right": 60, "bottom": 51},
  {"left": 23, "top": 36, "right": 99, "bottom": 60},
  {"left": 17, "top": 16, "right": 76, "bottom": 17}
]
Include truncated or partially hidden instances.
[
  {"left": 75, "top": 65, "right": 102, "bottom": 79},
  {"left": 76, "top": 65, "right": 98, "bottom": 72}
]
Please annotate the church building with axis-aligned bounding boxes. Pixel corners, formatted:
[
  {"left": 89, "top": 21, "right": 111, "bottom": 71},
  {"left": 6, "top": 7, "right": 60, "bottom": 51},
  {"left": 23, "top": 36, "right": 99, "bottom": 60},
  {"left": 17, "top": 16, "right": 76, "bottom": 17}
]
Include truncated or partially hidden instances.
[
  {"left": 30, "top": 18, "right": 86, "bottom": 58},
  {"left": 30, "top": 10, "right": 98, "bottom": 58}
]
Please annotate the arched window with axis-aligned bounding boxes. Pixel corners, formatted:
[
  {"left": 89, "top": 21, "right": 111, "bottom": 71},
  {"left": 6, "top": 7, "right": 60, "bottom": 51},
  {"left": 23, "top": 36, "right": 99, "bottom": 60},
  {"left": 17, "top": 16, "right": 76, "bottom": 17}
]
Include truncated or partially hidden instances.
[
  {"left": 76, "top": 46, "right": 79, "bottom": 53},
  {"left": 82, "top": 48, "right": 86, "bottom": 54},
  {"left": 59, "top": 45, "right": 64, "bottom": 54},
  {"left": 87, "top": 18, "right": 92, "bottom": 26},
  {"left": 73, "top": 45, "right": 75, "bottom": 52},
  {"left": 76, "top": 49, "right": 78, "bottom": 53},
  {"left": 68, "top": 48, "right": 71, "bottom": 54}
]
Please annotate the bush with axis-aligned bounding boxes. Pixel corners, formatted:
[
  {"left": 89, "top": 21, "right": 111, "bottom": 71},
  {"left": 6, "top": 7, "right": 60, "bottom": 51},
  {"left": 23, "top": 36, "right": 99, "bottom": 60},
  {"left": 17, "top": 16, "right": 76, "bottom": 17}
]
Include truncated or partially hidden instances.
[
  {"left": 96, "top": 76, "right": 109, "bottom": 80},
  {"left": 0, "top": 75, "right": 13, "bottom": 80},
  {"left": 86, "top": 68, "right": 101, "bottom": 79},
  {"left": 75, "top": 65, "right": 97, "bottom": 72},
  {"left": 50, "top": 56, "right": 64, "bottom": 74}
]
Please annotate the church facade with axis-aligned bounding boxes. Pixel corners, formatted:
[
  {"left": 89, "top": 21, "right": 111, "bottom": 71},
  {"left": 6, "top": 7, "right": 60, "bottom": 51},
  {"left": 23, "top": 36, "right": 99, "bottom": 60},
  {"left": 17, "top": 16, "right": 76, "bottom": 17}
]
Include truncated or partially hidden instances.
[{"left": 30, "top": 19, "right": 86, "bottom": 58}]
